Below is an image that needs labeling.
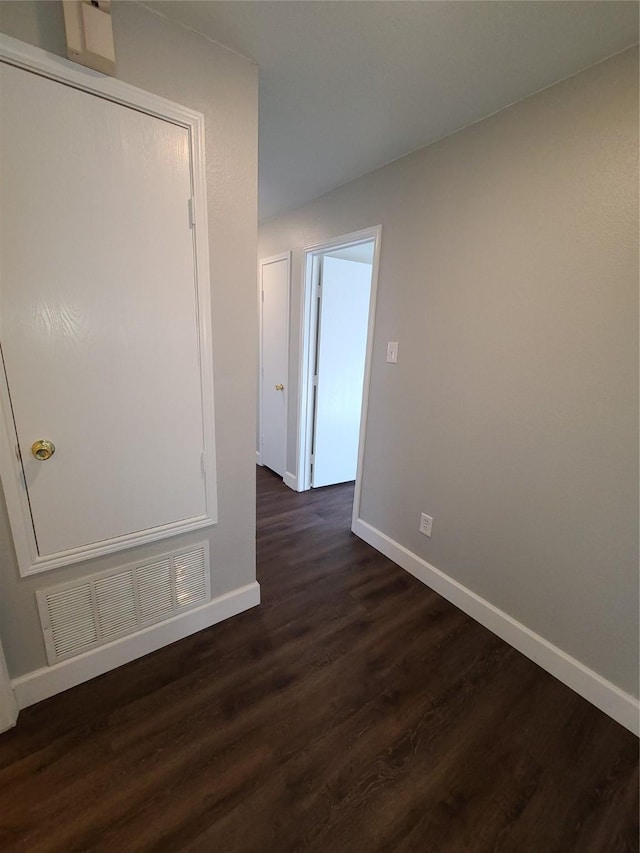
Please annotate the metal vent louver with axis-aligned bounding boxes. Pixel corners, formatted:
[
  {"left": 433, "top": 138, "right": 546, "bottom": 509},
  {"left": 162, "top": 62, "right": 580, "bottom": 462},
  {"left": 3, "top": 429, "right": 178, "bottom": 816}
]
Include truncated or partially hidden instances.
[
  {"left": 175, "top": 549, "right": 208, "bottom": 607},
  {"left": 136, "top": 560, "right": 173, "bottom": 623},
  {"left": 47, "top": 584, "right": 97, "bottom": 658},
  {"left": 37, "top": 543, "right": 210, "bottom": 665},
  {"left": 95, "top": 571, "right": 137, "bottom": 641}
]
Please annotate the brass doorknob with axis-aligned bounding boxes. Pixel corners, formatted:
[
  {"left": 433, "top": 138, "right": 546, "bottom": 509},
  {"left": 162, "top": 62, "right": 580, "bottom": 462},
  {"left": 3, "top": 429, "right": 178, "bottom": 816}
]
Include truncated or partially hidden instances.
[
  {"left": 31, "top": 439, "right": 55, "bottom": 461},
  {"left": 275, "top": 384, "right": 284, "bottom": 391}
]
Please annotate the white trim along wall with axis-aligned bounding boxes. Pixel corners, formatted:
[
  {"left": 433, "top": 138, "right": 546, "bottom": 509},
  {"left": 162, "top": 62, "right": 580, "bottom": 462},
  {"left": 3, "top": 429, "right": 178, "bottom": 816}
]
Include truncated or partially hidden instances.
[
  {"left": 0, "top": 635, "right": 18, "bottom": 732},
  {"left": 12, "top": 583, "right": 260, "bottom": 710},
  {"left": 352, "top": 518, "right": 639, "bottom": 736}
]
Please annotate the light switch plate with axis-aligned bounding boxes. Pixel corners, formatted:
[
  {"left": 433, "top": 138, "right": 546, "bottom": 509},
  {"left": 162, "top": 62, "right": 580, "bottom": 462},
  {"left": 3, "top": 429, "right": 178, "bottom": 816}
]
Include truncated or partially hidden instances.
[{"left": 386, "top": 341, "right": 398, "bottom": 363}]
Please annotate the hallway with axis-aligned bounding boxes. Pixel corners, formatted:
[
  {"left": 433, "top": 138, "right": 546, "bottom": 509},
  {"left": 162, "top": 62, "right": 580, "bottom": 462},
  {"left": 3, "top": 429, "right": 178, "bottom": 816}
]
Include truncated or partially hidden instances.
[
  {"left": 0, "top": 466, "right": 637, "bottom": 851},
  {"left": 254, "top": 466, "right": 638, "bottom": 850}
]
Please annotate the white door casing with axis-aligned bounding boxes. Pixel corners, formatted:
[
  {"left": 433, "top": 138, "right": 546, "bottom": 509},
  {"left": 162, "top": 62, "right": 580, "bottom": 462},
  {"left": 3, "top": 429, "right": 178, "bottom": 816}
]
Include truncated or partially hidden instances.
[
  {"left": 259, "top": 253, "right": 290, "bottom": 477},
  {"left": 312, "top": 257, "right": 372, "bottom": 488},
  {"left": 0, "top": 35, "right": 217, "bottom": 576},
  {"left": 297, "top": 226, "right": 382, "bottom": 498}
]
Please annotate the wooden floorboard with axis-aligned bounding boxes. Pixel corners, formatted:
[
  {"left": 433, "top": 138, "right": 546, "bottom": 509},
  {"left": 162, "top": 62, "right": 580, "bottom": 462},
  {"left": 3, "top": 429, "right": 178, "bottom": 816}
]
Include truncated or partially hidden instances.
[{"left": 0, "top": 465, "right": 637, "bottom": 852}]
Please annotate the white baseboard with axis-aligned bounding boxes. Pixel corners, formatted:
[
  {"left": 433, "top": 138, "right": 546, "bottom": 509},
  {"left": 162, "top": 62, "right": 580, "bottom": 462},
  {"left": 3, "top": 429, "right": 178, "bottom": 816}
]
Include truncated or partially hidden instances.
[
  {"left": 12, "top": 581, "right": 260, "bottom": 710},
  {"left": 353, "top": 518, "right": 639, "bottom": 736},
  {"left": 256, "top": 451, "right": 262, "bottom": 465},
  {"left": 0, "top": 643, "right": 18, "bottom": 733},
  {"left": 283, "top": 471, "right": 298, "bottom": 491}
]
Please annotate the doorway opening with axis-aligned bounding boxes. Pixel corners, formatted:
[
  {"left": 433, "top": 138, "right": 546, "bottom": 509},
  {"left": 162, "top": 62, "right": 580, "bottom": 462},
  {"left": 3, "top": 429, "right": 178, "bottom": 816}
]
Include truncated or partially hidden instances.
[
  {"left": 296, "top": 226, "right": 381, "bottom": 528},
  {"left": 258, "top": 252, "right": 291, "bottom": 480}
]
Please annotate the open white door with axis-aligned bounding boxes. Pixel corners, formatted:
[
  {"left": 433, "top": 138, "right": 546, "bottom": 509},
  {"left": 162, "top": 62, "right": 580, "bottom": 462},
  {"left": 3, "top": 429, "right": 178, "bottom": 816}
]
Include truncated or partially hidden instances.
[
  {"left": 259, "top": 254, "right": 290, "bottom": 477},
  {"left": 312, "top": 256, "right": 372, "bottom": 488},
  {"left": 0, "top": 47, "right": 216, "bottom": 575}
]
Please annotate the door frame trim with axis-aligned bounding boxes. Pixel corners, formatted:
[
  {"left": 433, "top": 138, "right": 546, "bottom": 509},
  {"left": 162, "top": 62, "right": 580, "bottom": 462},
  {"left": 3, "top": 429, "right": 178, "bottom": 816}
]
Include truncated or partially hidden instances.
[
  {"left": 257, "top": 252, "right": 291, "bottom": 477},
  {"left": 296, "top": 226, "right": 382, "bottom": 502},
  {"left": 0, "top": 34, "right": 218, "bottom": 576}
]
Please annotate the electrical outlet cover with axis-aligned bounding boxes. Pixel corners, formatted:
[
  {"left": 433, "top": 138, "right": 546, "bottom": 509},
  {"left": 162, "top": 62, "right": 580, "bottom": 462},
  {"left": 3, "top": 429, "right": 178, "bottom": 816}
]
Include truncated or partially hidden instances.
[{"left": 419, "top": 513, "right": 433, "bottom": 537}]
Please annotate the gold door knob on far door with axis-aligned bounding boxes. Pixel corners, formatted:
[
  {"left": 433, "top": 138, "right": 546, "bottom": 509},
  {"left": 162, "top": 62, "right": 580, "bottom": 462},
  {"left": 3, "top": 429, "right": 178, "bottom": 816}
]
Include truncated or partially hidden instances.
[
  {"left": 31, "top": 439, "right": 55, "bottom": 461},
  {"left": 275, "top": 384, "right": 284, "bottom": 391}
]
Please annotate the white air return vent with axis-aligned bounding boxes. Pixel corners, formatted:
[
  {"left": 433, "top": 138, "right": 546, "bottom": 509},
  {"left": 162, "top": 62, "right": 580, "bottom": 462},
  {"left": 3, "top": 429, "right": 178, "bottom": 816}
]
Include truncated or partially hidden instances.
[{"left": 37, "top": 543, "right": 210, "bottom": 665}]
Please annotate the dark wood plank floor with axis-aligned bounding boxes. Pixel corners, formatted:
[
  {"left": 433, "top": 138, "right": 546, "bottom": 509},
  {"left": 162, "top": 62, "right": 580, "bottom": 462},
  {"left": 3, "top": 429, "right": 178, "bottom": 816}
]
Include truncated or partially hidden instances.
[{"left": 1, "top": 465, "right": 638, "bottom": 852}]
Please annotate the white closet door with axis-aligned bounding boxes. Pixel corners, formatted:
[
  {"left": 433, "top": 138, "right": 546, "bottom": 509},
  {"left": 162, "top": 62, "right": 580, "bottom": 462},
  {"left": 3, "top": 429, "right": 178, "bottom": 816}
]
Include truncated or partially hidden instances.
[
  {"left": 260, "top": 255, "right": 289, "bottom": 477},
  {"left": 312, "top": 257, "right": 372, "bottom": 488},
  {"left": 0, "top": 63, "right": 209, "bottom": 561}
]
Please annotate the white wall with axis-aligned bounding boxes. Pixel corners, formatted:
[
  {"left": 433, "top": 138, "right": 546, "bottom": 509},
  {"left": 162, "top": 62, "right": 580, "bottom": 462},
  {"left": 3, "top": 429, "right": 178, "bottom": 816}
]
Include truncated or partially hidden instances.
[
  {"left": 0, "top": 1, "right": 258, "bottom": 679},
  {"left": 259, "top": 48, "right": 639, "bottom": 702}
]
